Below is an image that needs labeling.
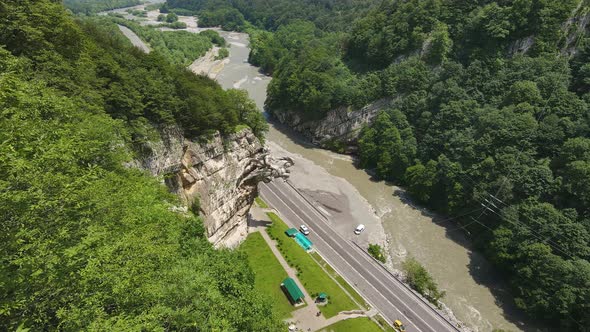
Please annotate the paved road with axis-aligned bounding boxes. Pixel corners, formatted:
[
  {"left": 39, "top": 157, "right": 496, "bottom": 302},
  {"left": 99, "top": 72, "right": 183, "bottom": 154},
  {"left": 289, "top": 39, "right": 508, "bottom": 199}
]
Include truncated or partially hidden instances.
[
  {"left": 117, "top": 25, "right": 150, "bottom": 53},
  {"left": 260, "top": 180, "right": 460, "bottom": 332}
]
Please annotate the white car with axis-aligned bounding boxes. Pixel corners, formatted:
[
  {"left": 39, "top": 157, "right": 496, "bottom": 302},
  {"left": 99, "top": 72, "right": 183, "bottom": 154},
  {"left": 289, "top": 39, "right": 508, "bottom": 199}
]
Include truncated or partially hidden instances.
[
  {"left": 300, "top": 225, "right": 310, "bottom": 235},
  {"left": 354, "top": 224, "right": 365, "bottom": 235}
]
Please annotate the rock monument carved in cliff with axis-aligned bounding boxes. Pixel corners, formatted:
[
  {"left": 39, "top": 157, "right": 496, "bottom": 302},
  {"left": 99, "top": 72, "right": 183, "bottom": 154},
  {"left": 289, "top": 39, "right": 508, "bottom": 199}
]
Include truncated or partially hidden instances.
[{"left": 136, "top": 126, "right": 292, "bottom": 247}]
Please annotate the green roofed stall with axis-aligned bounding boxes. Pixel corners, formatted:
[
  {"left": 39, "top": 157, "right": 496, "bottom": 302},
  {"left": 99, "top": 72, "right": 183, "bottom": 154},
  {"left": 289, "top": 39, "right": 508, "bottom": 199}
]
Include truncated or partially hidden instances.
[
  {"left": 285, "top": 228, "right": 298, "bottom": 237},
  {"left": 281, "top": 277, "right": 304, "bottom": 303}
]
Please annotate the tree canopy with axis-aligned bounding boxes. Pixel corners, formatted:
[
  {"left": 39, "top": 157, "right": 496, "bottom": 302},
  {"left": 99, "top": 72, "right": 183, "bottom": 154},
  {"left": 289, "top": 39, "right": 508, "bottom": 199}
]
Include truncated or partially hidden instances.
[
  {"left": 166, "top": 0, "right": 590, "bottom": 329},
  {"left": 0, "top": 0, "right": 276, "bottom": 330},
  {"left": 63, "top": 0, "right": 141, "bottom": 14}
]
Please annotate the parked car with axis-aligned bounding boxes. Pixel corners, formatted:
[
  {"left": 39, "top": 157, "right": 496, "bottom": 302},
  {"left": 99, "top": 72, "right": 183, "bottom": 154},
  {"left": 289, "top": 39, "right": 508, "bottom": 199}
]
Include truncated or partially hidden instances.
[
  {"left": 300, "top": 225, "right": 310, "bottom": 235},
  {"left": 354, "top": 224, "right": 365, "bottom": 235}
]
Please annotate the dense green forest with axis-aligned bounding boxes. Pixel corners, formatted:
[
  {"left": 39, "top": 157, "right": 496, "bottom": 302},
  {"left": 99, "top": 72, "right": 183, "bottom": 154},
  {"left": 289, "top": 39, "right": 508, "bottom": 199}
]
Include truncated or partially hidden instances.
[
  {"left": 106, "top": 15, "right": 224, "bottom": 65},
  {"left": 0, "top": 0, "right": 275, "bottom": 330},
  {"left": 166, "top": 0, "right": 379, "bottom": 32},
  {"left": 169, "top": 0, "right": 590, "bottom": 329},
  {"left": 64, "top": 0, "right": 141, "bottom": 14}
]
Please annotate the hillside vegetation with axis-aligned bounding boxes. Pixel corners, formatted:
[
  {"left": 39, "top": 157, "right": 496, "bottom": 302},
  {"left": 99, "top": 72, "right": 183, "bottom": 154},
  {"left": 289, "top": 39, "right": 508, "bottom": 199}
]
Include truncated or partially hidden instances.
[
  {"left": 166, "top": 0, "right": 380, "bottom": 32},
  {"left": 64, "top": 0, "right": 141, "bottom": 14},
  {"left": 106, "top": 16, "right": 223, "bottom": 66},
  {"left": 0, "top": 0, "right": 277, "bottom": 330},
  {"left": 167, "top": 0, "right": 590, "bottom": 329}
]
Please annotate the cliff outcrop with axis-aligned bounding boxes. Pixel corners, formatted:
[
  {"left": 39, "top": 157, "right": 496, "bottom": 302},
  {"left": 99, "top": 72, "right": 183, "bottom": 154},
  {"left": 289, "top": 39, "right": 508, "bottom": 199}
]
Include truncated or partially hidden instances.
[
  {"left": 135, "top": 126, "right": 293, "bottom": 247},
  {"left": 272, "top": 98, "right": 392, "bottom": 152}
]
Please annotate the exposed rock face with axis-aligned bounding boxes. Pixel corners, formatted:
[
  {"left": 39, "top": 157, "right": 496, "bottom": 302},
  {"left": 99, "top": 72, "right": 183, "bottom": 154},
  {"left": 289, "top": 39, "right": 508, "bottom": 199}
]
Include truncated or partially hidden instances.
[
  {"left": 136, "top": 126, "right": 293, "bottom": 247},
  {"left": 272, "top": 98, "right": 391, "bottom": 152},
  {"left": 508, "top": 36, "right": 535, "bottom": 56},
  {"left": 508, "top": 1, "right": 590, "bottom": 57},
  {"left": 561, "top": 3, "right": 590, "bottom": 57}
]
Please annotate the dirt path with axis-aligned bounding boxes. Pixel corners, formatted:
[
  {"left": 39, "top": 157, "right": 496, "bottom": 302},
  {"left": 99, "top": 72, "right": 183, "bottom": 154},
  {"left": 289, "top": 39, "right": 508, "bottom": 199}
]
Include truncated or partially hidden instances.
[{"left": 250, "top": 206, "right": 367, "bottom": 332}]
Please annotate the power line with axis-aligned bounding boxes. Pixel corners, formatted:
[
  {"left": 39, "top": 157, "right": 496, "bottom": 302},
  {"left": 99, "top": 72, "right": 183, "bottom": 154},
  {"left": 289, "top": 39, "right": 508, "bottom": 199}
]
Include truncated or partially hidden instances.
[
  {"left": 429, "top": 206, "right": 487, "bottom": 226},
  {"left": 470, "top": 203, "right": 586, "bottom": 329},
  {"left": 466, "top": 213, "right": 575, "bottom": 259},
  {"left": 481, "top": 191, "right": 577, "bottom": 256},
  {"left": 488, "top": 65, "right": 569, "bottom": 207},
  {"left": 481, "top": 203, "right": 577, "bottom": 260},
  {"left": 444, "top": 217, "right": 483, "bottom": 232},
  {"left": 416, "top": 99, "right": 578, "bottom": 253}
]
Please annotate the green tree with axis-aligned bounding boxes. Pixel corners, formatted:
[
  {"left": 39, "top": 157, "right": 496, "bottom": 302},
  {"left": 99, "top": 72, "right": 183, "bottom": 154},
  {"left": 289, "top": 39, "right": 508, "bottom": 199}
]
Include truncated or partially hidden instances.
[
  {"left": 227, "top": 89, "right": 268, "bottom": 140},
  {"left": 166, "top": 12, "right": 178, "bottom": 23},
  {"left": 425, "top": 21, "right": 453, "bottom": 64},
  {"left": 405, "top": 161, "right": 438, "bottom": 203},
  {"left": 402, "top": 257, "right": 445, "bottom": 305},
  {"left": 0, "top": 2, "right": 283, "bottom": 329},
  {"left": 368, "top": 244, "right": 386, "bottom": 263}
]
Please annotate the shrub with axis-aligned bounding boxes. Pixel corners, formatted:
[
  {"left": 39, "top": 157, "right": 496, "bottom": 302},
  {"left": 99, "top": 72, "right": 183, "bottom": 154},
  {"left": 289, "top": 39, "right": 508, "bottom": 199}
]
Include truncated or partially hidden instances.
[
  {"left": 190, "top": 197, "right": 201, "bottom": 215},
  {"left": 215, "top": 47, "right": 229, "bottom": 60},
  {"left": 166, "top": 12, "right": 178, "bottom": 23},
  {"left": 200, "top": 29, "right": 226, "bottom": 46},
  {"left": 368, "top": 243, "right": 386, "bottom": 263},
  {"left": 402, "top": 257, "right": 445, "bottom": 306},
  {"left": 168, "top": 21, "right": 187, "bottom": 29}
]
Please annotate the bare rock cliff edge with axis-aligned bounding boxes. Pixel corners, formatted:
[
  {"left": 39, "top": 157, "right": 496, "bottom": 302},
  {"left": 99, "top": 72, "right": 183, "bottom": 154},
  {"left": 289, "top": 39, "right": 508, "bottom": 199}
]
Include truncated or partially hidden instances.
[
  {"left": 272, "top": 98, "right": 392, "bottom": 152},
  {"left": 132, "top": 126, "right": 292, "bottom": 247}
]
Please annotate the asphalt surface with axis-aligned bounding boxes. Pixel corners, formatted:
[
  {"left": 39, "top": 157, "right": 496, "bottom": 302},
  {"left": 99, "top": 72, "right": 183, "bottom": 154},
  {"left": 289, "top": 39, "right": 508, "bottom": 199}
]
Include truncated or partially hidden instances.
[{"left": 260, "top": 180, "right": 460, "bottom": 332}]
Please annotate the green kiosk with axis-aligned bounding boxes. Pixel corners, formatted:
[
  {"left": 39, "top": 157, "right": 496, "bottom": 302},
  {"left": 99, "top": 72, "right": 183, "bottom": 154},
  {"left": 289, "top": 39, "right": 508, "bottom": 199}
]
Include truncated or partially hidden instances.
[{"left": 281, "top": 277, "right": 304, "bottom": 305}]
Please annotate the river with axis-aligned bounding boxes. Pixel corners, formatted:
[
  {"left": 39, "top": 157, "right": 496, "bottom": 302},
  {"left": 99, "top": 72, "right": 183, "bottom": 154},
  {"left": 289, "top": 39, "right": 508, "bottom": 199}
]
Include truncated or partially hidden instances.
[
  {"left": 109, "top": 5, "right": 533, "bottom": 331},
  {"left": 213, "top": 32, "right": 533, "bottom": 332}
]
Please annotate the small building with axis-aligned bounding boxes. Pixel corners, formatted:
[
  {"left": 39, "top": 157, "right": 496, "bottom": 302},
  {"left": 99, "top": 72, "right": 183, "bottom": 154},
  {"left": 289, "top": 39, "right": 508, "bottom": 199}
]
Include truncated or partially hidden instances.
[
  {"left": 281, "top": 277, "right": 304, "bottom": 305},
  {"left": 285, "top": 228, "right": 298, "bottom": 237},
  {"left": 318, "top": 292, "right": 327, "bottom": 302}
]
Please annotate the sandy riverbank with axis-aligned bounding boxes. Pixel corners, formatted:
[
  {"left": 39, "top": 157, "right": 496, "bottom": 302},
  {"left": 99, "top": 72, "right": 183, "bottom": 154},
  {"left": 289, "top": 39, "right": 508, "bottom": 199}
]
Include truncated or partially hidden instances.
[
  {"left": 265, "top": 140, "right": 475, "bottom": 331},
  {"left": 266, "top": 141, "right": 387, "bottom": 250},
  {"left": 110, "top": 7, "right": 529, "bottom": 328},
  {"left": 188, "top": 46, "right": 229, "bottom": 79}
]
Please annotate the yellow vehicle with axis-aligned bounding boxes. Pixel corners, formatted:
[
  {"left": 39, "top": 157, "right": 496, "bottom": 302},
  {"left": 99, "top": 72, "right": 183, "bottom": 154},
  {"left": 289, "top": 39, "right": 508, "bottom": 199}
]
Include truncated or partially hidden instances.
[{"left": 393, "top": 320, "right": 406, "bottom": 331}]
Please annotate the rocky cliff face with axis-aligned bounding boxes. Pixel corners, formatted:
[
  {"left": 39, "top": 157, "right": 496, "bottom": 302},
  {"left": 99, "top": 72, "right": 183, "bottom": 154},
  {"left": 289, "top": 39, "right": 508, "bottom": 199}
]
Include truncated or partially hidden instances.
[
  {"left": 509, "top": 1, "right": 590, "bottom": 57},
  {"left": 134, "top": 126, "right": 292, "bottom": 247},
  {"left": 272, "top": 98, "right": 392, "bottom": 152},
  {"left": 561, "top": 2, "right": 590, "bottom": 57}
]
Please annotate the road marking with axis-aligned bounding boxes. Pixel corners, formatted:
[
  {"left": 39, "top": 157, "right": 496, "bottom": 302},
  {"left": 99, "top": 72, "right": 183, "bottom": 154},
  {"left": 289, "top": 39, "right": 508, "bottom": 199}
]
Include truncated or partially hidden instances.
[
  {"left": 317, "top": 205, "right": 331, "bottom": 217},
  {"left": 262, "top": 183, "right": 438, "bottom": 332},
  {"left": 260, "top": 186, "right": 418, "bottom": 330},
  {"left": 265, "top": 181, "right": 458, "bottom": 332},
  {"left": 269, "top": 181, "right": 457, "bottom": 330}
]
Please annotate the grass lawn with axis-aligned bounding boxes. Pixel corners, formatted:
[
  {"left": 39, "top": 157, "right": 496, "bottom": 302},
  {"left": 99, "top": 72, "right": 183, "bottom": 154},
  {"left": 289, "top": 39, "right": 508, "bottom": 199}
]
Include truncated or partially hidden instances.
[
  {"left": 255, "top": 196, "right": 269, "bottom": 208},
  {"left": 240, "top": 232, "right": 295, "bottom": 319},
  {"left": 311, "top": 252, "right": 369, "bottom": 310},
  {"left": 266, "top": 212, "right": 358, "bottom": 318},
  {"left": 374, "top": 315, "right": 396, "bottom": 332},
  {"left": 320, "top": 317, "right": 383, "bottom": 332}
]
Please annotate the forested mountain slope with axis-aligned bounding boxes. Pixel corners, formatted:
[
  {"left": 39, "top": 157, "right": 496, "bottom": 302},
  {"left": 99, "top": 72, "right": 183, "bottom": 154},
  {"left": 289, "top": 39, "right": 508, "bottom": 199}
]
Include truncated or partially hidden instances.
[
  {"left": 167, "top": 0, "right": 381, "bottom": 31},
  {"left": 64, "top": 0, "right": 141, "bottom": 14},
  {"left": 167, "top": 0, "right": 590, "bottom": 330},
  {"left": 0, "top": 0, "right": 280, "bottom": 330}
]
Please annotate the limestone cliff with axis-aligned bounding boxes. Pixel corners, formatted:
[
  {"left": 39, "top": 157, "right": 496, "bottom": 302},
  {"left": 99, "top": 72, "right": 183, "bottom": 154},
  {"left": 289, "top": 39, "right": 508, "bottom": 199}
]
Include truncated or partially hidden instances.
[
  {"left": 509, "top": 1, "right": 590, "bottom": 57},
  {"left": 561, "top": 2, "right": 590, "bottom": 57},
  {"left": 269, "top": 4, "right": 590, "bottom": 152},
  {"left": 134, "top": 126, "right": 292, "bottom": 247},
  {"left": 272, "top": 98, "right": 392, "bottom": 152}
]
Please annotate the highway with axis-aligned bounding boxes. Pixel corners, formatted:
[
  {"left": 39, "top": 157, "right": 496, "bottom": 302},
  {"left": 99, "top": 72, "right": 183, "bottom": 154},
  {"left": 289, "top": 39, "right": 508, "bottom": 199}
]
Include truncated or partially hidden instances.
[{"left": 260, "top": 180, "right": 460, "bottom": 332}]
